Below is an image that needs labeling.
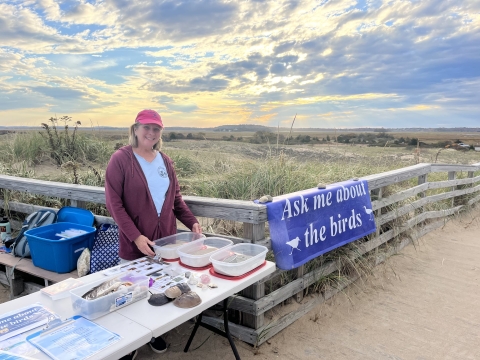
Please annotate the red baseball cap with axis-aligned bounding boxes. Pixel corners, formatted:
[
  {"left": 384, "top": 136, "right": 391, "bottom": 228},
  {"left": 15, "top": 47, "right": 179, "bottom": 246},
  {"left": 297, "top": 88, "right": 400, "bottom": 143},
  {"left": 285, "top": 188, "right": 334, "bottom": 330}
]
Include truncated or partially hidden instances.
[{"left": 135, "top": 109, "right": 164, "bottom": 128}]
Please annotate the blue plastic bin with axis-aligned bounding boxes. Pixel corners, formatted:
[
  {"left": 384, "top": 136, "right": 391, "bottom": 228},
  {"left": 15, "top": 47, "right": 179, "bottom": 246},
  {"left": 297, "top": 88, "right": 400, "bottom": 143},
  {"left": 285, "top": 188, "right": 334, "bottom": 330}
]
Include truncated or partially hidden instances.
[{"left": 25, "top": 207, "right": 95, "bottom": 273}]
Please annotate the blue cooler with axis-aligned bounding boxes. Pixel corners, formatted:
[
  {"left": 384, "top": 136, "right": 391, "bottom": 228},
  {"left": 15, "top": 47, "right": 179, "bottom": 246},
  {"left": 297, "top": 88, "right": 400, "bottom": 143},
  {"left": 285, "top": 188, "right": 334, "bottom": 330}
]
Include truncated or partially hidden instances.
[{"left": 25, "top": 207, "right": 96, "bottom": 273}]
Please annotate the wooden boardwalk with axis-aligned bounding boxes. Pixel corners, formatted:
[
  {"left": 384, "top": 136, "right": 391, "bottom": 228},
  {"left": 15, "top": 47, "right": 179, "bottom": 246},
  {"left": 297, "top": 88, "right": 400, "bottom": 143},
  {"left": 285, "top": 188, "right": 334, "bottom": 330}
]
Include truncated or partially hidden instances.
[{"left": 138, "top": 207, "right": 480, "bottom": 360}]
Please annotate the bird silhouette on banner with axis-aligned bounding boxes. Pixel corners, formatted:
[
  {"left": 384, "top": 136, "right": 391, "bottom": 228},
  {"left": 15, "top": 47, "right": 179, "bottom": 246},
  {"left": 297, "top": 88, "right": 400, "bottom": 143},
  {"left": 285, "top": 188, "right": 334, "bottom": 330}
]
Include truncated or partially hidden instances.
[
  {"left": 286, "top": 236, "right": 301, "bottom": 255},
  {"left": 363, "top": 206, "right": 374, "bottom": 221}
]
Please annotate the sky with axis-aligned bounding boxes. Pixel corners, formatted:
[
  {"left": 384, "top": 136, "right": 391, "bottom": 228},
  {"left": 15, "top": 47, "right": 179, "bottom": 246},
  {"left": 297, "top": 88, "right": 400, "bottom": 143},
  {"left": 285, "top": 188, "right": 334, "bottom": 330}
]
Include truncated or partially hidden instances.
[{"left": 0, "top": 0, "right": 479, "bottom": 129}]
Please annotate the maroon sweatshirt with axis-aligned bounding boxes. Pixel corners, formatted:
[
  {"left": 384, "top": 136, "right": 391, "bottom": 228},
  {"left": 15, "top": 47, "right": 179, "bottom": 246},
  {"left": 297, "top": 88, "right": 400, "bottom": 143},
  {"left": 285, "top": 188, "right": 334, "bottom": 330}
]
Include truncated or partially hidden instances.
[{"left": 105, "top": 145, "right": 198, "bottom": 260}]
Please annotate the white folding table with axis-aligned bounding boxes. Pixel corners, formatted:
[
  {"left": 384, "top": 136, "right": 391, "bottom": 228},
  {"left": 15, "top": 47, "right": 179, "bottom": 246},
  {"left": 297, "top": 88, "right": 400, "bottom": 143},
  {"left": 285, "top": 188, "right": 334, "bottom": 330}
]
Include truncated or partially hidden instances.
[
  {"left": 0, "top": 261, "right": 275, "bottom": 359},
  {"left": 117, "top": 261, "right": 276, "bottom": 359},
  {"left": 0, "top": 283, "right": 152, "bottom": 360}
]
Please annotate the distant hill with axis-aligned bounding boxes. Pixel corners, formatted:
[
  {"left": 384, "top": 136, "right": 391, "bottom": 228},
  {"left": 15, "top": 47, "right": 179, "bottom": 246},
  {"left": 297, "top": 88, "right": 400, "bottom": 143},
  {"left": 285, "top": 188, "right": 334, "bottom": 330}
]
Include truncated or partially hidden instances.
[{"left": 1, "top": 125, "right": 479, "bottom": 132}]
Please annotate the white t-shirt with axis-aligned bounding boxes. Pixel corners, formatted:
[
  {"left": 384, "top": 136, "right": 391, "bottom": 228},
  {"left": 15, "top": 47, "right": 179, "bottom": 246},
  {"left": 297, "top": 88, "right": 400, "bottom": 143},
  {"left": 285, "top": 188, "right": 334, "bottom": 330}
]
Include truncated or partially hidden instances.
[{"left": 134, "top": 152, "right": 170, "bottom": 216}]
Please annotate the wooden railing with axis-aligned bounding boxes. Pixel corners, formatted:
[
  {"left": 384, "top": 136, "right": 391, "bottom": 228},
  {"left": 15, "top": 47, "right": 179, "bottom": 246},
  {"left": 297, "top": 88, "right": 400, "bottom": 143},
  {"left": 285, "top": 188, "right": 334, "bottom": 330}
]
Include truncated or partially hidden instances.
[{"left": 1, "top": 161, "right": 479, "bottom": 345}]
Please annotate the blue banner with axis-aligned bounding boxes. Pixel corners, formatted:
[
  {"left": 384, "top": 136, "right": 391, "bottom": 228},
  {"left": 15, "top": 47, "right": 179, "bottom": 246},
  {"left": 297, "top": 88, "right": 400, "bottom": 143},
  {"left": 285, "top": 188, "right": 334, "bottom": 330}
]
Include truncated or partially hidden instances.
[{"left": 260, "top": 179, "right": 376, "bottom": 270}]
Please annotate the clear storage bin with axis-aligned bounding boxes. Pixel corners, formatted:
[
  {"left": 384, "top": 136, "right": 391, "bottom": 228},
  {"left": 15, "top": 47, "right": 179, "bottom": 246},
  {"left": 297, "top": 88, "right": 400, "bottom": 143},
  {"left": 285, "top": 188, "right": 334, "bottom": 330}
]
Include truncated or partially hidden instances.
[
  {"left": 177, "top": 237, "right": 233, "bottom": 268},
  {"left": 210, "top": 243, "right": 268, "bottom": 277},
  {"left": 70, "top": 273, "right": 149, "bottom": 320},
  {"left": 153, "top": 232, "right": 205, "bottom": 260}
]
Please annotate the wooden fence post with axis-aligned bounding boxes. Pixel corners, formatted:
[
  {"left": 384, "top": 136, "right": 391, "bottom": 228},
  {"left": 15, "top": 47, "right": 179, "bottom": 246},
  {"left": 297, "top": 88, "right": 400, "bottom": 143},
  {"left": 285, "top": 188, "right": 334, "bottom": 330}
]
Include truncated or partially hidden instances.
[
  {"left": 448, "top": 171, "right": 456, "bottom": 207},
  {"left": 418, "top": 173, "right": 427, "bottom": 198},
  {"left": 243, "top": 223, "right": 265, "bottom": 242},
  {"left": 371, "top": 187, "right": 383, "bottom": 238},
  {"left": 70, "top": 200, "right": 87, "bottom": 208},
  {"left": 241, "top": 221, "right": 266, "bottom": 329}
]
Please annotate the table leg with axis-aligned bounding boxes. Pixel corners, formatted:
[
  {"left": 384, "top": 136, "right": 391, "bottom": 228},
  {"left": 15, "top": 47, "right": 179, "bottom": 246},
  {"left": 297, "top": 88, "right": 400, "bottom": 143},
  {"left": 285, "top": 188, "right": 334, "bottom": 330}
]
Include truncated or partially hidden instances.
[
  {"left": 184, "top": 312, "right": 203, "bottom": 352},
  {"left": 184, "top": 298, "right": 241, "bottom": 360},
  {"left": 223, "top": 299, "right": 240, "bottom": 360}
]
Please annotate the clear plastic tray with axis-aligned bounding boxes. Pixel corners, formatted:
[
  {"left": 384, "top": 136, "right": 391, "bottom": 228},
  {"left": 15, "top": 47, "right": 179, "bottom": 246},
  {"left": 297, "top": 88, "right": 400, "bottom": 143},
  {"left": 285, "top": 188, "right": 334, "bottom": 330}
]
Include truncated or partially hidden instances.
[
  {"left": 210, "top": 243, "right": 268, "bottom": 277},
  {"left": 177, "top": 237, "right": 233, "bottom": 268},
  {"left": 70, "top": 273, "right": 149, "bottom": 320},
  {"left": 153, "top": 232, "right": 205, "bottom": 260}
]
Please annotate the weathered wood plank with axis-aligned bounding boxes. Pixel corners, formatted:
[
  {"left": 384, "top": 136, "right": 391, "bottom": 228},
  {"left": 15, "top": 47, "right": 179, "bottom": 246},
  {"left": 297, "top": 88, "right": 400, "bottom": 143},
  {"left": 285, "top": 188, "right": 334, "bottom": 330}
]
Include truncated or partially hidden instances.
[
  {"left": 375, "top": 184, "right": 480, "bottom": 226},
  {"left": 0, "top": 175, "right": 267, "bottom": 223},
  {"left": 295, "top": 266, "right": 304, "bottom": 302},
  {"left": 371, "top": 183, "right": 428, "bottom": 211},
  {"left": 0, "top": 254, "right": 78, "bottom": 283},
  {"left": 467, "top": 193, "right": 480, "bottom": 206},
  {"left": 185, "top": 203, "right": 265, "bottom": 223},
  {"left": 418, "top": 173, "right": 427, "bottom": 198},
  {"left": 241, "top": 282, "right": 265, "bottom": 329},
  {"left": 70, "top": 200, "right": 87, "bottom": 208},
  {"left": 448, "top": 171, "right": 456, "bottom": 207},
  {"left": 371, "top": 176, "right": 480, "bottom": 211},
  {"left": 363, "top": 163, "right": 431, "bottom": 190},
  {"left": 243, "top": 222, "right": 266, "bottom": 242},
  {"left": 430, "top": 164, "right": 480, "bottom": 172},
  {"left": 0, "top": 200, "right": 114, "bottom": 226},
  {"left": 200, "top": 315, "right": 258, "bottom": 345},
  {"left": 0, "top": 174, "right": 106, "bottom": 203},
  {"left": 428, "top": 176, "right": 480, "bottom": 189}
]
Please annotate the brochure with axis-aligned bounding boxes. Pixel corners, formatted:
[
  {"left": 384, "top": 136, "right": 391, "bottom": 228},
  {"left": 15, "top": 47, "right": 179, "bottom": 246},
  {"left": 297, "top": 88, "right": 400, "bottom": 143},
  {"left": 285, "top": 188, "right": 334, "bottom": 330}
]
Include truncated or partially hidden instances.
[
  {"left": 149, "top": 272, "right": 187, "bottom": 294},
  {"left": 0, "top": 350, "right": 37, "bottom": 360},
  {"left": 0, "top": 333, "right": 40, "bottom": 358},
  {"left": 0, "top": 305, "right": 58, "bottom": 343},
  {"left": 27, "top": 316, "right": 121, "bottom": 360},
  {"left": 102, "top": 256, "right": 170, "bottom": 277}
]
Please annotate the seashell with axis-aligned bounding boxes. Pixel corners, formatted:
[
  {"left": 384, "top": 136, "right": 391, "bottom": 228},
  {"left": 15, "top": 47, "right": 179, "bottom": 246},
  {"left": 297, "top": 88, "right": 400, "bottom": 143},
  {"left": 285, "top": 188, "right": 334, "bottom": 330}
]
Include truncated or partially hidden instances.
[
  {"left": 165, "top": 286, "right": 182, "bottom": 299},
  {"left": 176, "top": 283, "right": 191, "bottom": 294},
  {"left": 173, "top": 291, "right": 202, "bottom": 308},
  {"left": 148, "top": 293, "right": 171, "bottom": 306},
  {"left": 317, "top": 183, "right": 327, "bottom": 189},
  {"left": 196, "top": 283, "right": 204, "bottom": 288},
  {"left": 208, "top": 283, "right": 218, "bottom": 288},
  {"left": 352, "top": 177, "right": 359, "bottom": 181},
  {"left": 258, "top": 195, "right": 273, "bottom": 203},
  {"left": 188, "top": 275, "right": 198, "bottom": 285}
]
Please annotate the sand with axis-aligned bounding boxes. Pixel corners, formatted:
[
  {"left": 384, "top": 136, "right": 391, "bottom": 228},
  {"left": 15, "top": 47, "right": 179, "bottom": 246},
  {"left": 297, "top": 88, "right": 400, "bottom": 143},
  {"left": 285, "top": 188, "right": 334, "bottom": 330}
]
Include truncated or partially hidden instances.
[{"left": 2, "top": 207, "right": 480, "bottom": 359}]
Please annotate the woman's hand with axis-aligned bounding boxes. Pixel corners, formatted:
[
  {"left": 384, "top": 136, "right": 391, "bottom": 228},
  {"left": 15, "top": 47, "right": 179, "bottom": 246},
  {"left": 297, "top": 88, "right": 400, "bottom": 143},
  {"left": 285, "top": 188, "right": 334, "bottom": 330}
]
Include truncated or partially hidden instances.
[
  {"left": 133, "top": 235, "right": 156, "bottom": 256},
  {"left": 192, "top": 223, "right": 202, "bottom": 234}
]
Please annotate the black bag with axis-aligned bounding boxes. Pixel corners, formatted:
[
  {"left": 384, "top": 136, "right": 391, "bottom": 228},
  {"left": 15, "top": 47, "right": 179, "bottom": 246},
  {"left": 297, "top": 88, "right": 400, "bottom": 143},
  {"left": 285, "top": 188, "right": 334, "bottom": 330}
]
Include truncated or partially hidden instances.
[{"left": 5, "top": 209, "right": 57, "bottom": 257}]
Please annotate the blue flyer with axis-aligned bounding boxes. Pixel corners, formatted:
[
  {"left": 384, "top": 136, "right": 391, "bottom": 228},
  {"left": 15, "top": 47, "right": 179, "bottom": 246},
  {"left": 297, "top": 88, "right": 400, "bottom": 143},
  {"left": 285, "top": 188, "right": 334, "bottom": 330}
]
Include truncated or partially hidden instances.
[
  {"left": 27, "top": 316, "right": 121, "bottom": 360},
  {"left": 0, "top": 350, "right": 36, "bottom": 359},
  {"left": 0, "top": 305, "right": 57, "bottom": 343}
]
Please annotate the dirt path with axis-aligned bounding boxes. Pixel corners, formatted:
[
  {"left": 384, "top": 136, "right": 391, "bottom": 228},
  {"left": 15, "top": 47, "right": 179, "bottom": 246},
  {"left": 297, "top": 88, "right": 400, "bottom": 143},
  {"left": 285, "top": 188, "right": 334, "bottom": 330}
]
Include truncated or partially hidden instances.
[{"left": 2, "top": 208, "right": 480, "bottom": 359}]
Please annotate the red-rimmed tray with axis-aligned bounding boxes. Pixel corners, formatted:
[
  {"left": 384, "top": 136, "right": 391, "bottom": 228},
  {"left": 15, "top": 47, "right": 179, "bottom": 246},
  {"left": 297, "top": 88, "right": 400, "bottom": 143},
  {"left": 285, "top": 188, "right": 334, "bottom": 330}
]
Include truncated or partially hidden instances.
[
  {"left": 161, "top": 257, "right": 179, "bottom": 262},
  {"left": 209, "top": 261, "right": 267, "bottom": 280},
  {"left": 178, "top": 260, "right": 212, "bottom": 270}
]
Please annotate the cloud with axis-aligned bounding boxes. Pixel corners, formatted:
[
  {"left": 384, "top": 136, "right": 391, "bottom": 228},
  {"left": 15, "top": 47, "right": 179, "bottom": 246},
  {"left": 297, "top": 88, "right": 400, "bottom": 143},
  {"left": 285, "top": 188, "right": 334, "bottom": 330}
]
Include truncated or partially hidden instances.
[{"left": 0, "top": 0, "right": 479, "bottom": 127}]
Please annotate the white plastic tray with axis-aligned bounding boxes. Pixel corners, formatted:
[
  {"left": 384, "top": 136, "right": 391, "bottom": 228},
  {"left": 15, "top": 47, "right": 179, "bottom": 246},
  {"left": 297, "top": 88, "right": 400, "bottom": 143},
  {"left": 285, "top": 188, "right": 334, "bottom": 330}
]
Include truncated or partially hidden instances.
[
  {"left": 153, "top": 232, "right": 205, "bottom": 260},
  {"left": 177, "top": 237, "right": 233, "bottom": 268},
  {"left": 210, "top": 243, "right": 268, "bottom": 277}
]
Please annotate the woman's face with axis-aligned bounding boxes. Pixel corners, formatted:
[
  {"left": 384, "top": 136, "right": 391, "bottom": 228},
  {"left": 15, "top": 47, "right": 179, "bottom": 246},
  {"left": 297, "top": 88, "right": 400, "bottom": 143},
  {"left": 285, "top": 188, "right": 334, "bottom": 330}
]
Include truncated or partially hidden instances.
[{"left": 135, "top": 123, "right": 162, "bottom": 149}]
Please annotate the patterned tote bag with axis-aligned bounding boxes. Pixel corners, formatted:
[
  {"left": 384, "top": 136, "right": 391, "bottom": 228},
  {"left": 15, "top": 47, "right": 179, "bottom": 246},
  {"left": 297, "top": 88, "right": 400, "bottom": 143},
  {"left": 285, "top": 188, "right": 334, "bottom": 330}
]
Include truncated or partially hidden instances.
[{"left": 90, "top": 223, "right": 120, "bottom": 273}]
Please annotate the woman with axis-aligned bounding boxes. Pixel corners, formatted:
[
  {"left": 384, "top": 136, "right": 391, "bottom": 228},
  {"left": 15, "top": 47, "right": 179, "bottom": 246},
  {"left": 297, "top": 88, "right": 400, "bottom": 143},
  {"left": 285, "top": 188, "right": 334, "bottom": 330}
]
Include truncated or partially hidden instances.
[{"left": 105, "top": 109, "right": 202, "bottom": 359}]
